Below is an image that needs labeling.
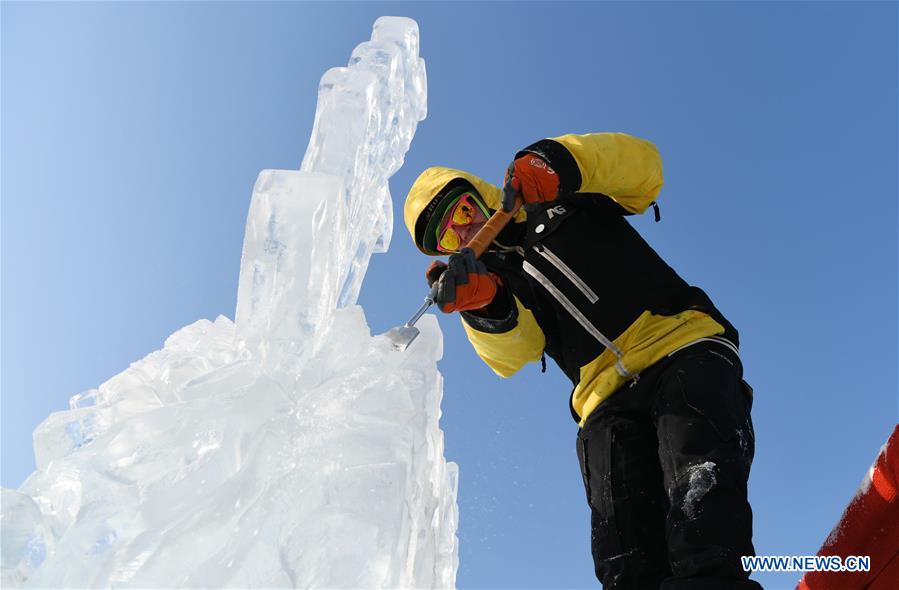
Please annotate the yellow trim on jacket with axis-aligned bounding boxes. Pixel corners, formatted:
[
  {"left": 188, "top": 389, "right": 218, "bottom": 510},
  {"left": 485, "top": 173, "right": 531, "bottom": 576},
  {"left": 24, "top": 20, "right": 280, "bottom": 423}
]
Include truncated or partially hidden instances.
[
  {"left": 460, "top": 296, "right": 545, "bottom": 378},
  {"left": 553, "top": 132, "right": 664, "bottom": 214},
  {"left": 571, "top": 310, "right": 726, "bottom": 427},
  {"left": 461, "top": 302, "right": 726, "bottom": 426}
]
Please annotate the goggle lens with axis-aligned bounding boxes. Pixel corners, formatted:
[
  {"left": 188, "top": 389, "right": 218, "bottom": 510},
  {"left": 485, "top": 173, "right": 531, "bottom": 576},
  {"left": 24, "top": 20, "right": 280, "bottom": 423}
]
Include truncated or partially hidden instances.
[
  {"left": 436, "top": 192, "right": 481, "bottom": 252},
  {"left": 438, "top": 226, "right": 462, "bottom": 252},
  {"left": 451, "top": 199, "right": 477, "bottom": 225}
]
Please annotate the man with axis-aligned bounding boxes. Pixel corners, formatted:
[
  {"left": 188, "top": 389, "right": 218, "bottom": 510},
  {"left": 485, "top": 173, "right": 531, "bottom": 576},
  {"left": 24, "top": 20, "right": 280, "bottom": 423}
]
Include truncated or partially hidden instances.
[{"left": 403, "top": 132, "right": 761, "bottom": 589}]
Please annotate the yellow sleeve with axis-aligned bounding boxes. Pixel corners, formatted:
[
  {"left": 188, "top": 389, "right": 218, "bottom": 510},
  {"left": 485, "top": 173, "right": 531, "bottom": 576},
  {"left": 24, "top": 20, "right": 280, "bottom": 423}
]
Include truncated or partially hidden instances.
[
  {"left": 552, "top": 132, "right": 664, "bottom": 214},
  {"left": 460, "top": 296, "right": 546, "bottom": 378}
]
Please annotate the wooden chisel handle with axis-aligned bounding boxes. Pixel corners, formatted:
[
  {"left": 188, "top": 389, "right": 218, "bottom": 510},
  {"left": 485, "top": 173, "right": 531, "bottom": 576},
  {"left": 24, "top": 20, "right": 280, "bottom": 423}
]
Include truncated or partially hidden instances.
[{"left": 466, "top": 196, "right": 522, "bottom": 259}]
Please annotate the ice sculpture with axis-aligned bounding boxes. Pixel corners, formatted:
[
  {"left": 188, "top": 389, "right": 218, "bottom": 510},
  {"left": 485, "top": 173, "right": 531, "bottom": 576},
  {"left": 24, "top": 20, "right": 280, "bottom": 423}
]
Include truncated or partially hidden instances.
[{"left": 1, "top": 16, "right": 459, "bottom": 589}]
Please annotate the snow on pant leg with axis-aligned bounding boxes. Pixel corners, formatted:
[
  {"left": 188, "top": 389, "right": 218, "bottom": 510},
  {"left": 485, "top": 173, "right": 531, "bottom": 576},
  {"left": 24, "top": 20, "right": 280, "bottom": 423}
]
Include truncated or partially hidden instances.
[
  {"left": 577, "top": 400, "right": 672, "bottom": 589},
  {"left": 652, "top": 343, "right": 762, "bottom": 590}
]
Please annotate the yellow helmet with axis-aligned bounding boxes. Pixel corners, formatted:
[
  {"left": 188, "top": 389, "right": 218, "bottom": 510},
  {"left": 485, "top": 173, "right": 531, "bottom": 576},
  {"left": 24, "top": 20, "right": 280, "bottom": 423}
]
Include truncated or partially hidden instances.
[{"left": 403, "top": 167, "right": 523, "bottom": 255}]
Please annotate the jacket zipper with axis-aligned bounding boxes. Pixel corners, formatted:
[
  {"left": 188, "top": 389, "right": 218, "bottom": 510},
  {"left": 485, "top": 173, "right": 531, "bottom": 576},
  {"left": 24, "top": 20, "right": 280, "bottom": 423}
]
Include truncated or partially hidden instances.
[
  {"left": 534, "top": 245, "right": 599, "bottom": 303},
  {"left": 522, "top": 260, "right": 632, "bottom": 378}
]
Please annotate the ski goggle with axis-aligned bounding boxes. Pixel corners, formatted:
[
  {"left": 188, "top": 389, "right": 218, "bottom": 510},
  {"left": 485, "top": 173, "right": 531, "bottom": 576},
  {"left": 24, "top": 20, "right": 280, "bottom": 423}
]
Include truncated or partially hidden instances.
[{"left": 436, "top": 192, "right": 487, "bottom": 253}]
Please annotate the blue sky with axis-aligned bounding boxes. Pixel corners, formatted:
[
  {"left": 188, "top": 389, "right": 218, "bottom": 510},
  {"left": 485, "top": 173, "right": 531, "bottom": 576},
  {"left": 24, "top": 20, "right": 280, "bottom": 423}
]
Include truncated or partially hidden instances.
[{"left": 2, "top": 2, "right": 896, "bottom": 589}]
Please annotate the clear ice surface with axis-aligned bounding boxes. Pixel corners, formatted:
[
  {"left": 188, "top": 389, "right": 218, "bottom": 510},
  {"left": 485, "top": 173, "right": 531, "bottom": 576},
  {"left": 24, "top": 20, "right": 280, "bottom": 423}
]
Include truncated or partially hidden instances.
[{"left": 1, "top": 16, "right": 459, "bottom": 589}]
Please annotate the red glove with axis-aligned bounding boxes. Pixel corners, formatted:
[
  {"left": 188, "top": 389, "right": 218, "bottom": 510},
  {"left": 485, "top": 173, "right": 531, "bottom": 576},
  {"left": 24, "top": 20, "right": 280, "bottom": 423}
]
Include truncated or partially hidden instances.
[
  {"left": 426, "top": 249, "right": 500, "bottom": 313},
  {"left": 503, "top": 154, "right": 559, "bottom": 206}
]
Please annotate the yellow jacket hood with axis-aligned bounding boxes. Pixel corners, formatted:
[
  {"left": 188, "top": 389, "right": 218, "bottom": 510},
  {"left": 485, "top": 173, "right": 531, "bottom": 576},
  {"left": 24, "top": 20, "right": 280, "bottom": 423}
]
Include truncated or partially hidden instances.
[{"left": 403, "top": 167, "right": 525, "bottom": 255}]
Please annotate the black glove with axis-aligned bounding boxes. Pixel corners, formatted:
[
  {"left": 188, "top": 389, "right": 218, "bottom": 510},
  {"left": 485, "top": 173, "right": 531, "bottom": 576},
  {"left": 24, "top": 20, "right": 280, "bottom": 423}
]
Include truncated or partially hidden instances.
[{"left": 425, "top": 260, "right": 448, "bottom": 287}]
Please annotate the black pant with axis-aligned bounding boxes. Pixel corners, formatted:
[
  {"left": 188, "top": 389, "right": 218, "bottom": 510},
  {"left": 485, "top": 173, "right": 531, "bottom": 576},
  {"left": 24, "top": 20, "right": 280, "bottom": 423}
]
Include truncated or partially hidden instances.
[{"left": 576, "top": 341, "right": 763, "bottom": 590}]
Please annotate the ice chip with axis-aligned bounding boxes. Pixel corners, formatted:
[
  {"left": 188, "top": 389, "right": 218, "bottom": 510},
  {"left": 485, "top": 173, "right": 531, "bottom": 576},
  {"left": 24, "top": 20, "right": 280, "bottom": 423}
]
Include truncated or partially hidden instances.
[{"left": 69, "top": 388, "right": 100, "bottom": 410}]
